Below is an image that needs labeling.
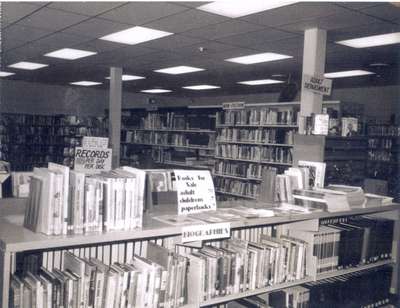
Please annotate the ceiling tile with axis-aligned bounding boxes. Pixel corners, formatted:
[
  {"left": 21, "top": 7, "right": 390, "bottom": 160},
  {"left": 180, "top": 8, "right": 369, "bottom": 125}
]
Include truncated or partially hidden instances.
[
  {"left": 73, "top": 39, "right": 125, "bottom": 54},
  {"left": 241, "top": 3, "right": 349, "bottom": 27},
  {"left": 175, "top": 41, "right": 238, "bottom": 57},
  {"left": 336, "top": 2, "right": 383, "bottom": 10},
  {"left": 184, "top": 20, "right": 264, "bottom": 40},
  {"left": 144, "top": 9, "right": 228, "bottom": 33},
  {"left": 34, "top": 32, "right": 92, "bottom": 50},
  {"left": 360, "top": 3, "right": 400, "bottom": 22},
  {"left": 2, "top": 2, "right": 41, "bottom": 24},
  {"left": 3, "top": 24, "right": 51, "bottom": 44},
  {"left": 63, "top": 18, "right": 129, "bottom": 39},
  {"left": 216, "top": 28, "right": 298, "bottom": 49},
  {"left": 48, "top": 2, "right": 124, "bottom": 17},
  {"left": 171, "top": 2, "right": 210, "bottom": 8},
  {"left": 99, "top": 2, "right": 189, "bottom": 25},
  {"left": 1, "top": 38, "right": 26, "bottom": 51},
  {"left": 139, "top": 34, "right": 203, "bottom": 52},
  {"left": 254, "top": 36, "right": 304, "bottom": 55},
  {"left": 278, "top": 10, "right": 381, "bottom": 34},
  {"left": 17, "top": 7, "right": 89, "bottom": 32}
]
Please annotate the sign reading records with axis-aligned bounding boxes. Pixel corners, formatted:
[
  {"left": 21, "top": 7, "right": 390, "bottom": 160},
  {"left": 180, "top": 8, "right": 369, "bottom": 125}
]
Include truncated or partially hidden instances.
[
  {"left": 74, "top": 137, "right": 112, "bottom": 174},
  {"left": 174, "top": 170, "right": 216, "bottom": 215}
]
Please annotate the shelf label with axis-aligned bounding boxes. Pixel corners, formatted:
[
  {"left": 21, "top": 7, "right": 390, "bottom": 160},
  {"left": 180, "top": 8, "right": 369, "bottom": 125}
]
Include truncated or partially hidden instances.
[
  {"left": 182, "top": 222, "right": 231, "bottom": 243},
  {"left": 222, "top": 102, "right": 245, "bottom": 110},
  {"left": 302, "top": 74, "right": 332, "bottom": 96},
  {"left": 82, "top": 137, "right": 109, "bottom": 150},
  {"left": 174, "top": 170, "right": 217, "bottom": 215},
  {"left": 74, "top": 147, "right": 112, "bottom": 174}
]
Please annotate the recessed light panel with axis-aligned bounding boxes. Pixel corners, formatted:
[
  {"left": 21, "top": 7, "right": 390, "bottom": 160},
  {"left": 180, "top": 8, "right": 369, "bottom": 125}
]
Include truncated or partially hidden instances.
[
  {"left": 141, "top": 89, "right": 172, "bottom": 93},
  {"left": 154, "top": 66, "right": 205, "bottom": 75},
  {"left": 100, "top": 26, "right": 173, "bottom": 45},
  {"left": 106, "top": 74, "right": 145, "bottom": 81},
  {"left": 8, "top": 61, "right": 48, "bottom": 70},
  {"left": 226, "top": 52, "right": 292, "bottom": 65},
  {"left": 238, "top": 79, "right": 284, "bottom": 85},
  {"left": 0, "top": 71, "right": 15, "bottom": 77},
  {"left": 336, "top": 32, "right": 400, "bottom": 48},
  {"left": 183, "top": 85, "right": 220, "bottom": 90},
  {"left": 324, "top": 70, "right": 375, "bottom": 78},
  {"left": 198, "top": 1, "right": 295, "bottom": 18},
  {"left": 45, "top": 48, "right": 97, "bottom": 60},
  {"left": 70, "top": 81, "right": 102, "bottom": 86}
]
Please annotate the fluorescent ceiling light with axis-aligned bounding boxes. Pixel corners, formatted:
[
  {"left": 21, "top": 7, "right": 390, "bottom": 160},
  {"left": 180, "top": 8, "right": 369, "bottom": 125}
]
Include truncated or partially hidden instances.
[
  {"left": 141, "top": 89, "right": 172, "bottom": 93},
  {"left": 324, "top": 70, "right": 375, "bottom": 78},
  {"left": 336, "top": 32, "right": 400, "bottom": 48},
  {"left": 44, "top": 48, "right": 97, "bottom": 60},
  {"left": 198, "top": 0, "right": 295, "bottom": 18},
  {"left": 70, "top": 81, "right": 102, "bottom": 86},
  {"left": 226, "top": 52, "right": 292, "bottom": 65},
  {"left": 0, "top": 71, "right": 15, "bottom": 77},
  {"left": 238, "top": 79, "right": 284, "bottom": 85},
  {"left": 183, "top": 85, "right": 220, "bottom": 90},
  {"left": 154, "top": 66, "right": 205, "bottom": 75},
  {"left": 106, "top": 74, "right": 145, "bottom": 81},
  {"left": 100, "top": 26, "right": 173, "bottom": 45},
  {"left": 8, "top": 61, "right": 48, "bottom": 70}
]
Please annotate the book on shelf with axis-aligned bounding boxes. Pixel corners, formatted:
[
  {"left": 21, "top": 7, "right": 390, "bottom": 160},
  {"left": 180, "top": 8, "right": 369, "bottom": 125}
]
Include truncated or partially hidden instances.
[{"left": 297, "top": 160, "right": 326, "bottom": 189}]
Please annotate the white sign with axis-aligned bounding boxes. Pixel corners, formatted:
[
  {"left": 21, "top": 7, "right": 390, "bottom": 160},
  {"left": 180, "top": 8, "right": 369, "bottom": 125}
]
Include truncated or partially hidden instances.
[
  {"left": 174, "top": 170, "right": 216, "bottom": 215},
  {"left": 182, "top": 222, "right": 231, "bottom": 243},
  {"left": 82, "top": 137, "right": 109, "bottom": 150},
  {"left": 313, "top": 114, "right": 329, "bottom": 135},
  {"left": 222, "top": 102, "right": 245, "bottom": 110},
  {"left": 74, "top": 147, "right": 112, "bottom": 174},
  {"left": 302, "top": 74, "right": 332, "bottom": 96}
]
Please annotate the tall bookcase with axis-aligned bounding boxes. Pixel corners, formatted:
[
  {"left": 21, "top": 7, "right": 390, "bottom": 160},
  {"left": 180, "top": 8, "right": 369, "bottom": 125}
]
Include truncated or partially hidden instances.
[
  {"left": 0, "top": 114, "right": 108, "bottom": 171},
  {"left": 214, "top": 103, "right": 299, "bottom": 200},
  {"left": 0, "top": 199, "right": 399, "bottom": 307},
  {"left": 120, "top": 106, "right": 219, "bottom": 170}
]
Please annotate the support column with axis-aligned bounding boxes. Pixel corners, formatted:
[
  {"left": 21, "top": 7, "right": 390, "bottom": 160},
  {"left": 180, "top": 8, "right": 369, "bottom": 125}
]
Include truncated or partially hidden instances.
[
  {"left": 109, "top": 67, "right": 122, "bottom": 168},
  {"left": 300, "top": 28, "right": 327, "bottom": 118}
]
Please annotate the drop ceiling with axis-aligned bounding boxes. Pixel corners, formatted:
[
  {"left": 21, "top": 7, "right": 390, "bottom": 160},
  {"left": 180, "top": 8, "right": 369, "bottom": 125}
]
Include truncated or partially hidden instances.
[{"left": 1, "top": 1, "right": 399, "bottom": 97}]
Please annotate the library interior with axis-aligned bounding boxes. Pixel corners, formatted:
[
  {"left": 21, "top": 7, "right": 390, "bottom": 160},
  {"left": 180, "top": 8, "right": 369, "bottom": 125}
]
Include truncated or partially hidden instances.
[{"left": 0, "top": 1, "right": 399, "bottom": 307}]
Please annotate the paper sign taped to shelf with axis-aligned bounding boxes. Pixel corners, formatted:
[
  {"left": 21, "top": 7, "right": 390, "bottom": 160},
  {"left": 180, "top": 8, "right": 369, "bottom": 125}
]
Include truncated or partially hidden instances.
[
  {"left": 174, "top": 170, "right": 217, "bottom": 215},
  {"left": 74, "top": 147, "right": 112, "bottom": 174},
  {"left": 182, "top": 222, "right": 231, "bottom": 243},
  {"left": 302, "top": 74, "right": 332, "bottom": 96},
  {"left": 222, "top": 101, "right": 245, "bottom": 110},
  {"left": 82, "top": 137, "right": 109, "bottom": 149}
]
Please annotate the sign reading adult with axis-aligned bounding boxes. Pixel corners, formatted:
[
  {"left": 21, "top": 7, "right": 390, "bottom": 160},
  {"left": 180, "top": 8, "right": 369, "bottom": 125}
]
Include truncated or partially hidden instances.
[
  {"left": 182, "top": 222, "right": 231, "bottom": 243},
  {"left": 302, "top": 74, "right": 332, "bottom": 96},
  {"left": 174, "top": 170, "right": 216, "bottom": 215}
]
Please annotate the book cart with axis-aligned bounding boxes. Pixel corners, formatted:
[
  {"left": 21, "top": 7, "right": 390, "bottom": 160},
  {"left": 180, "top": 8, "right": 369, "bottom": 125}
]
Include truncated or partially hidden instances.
[{"left": 1, "top": 198, "right": 399, "bottom": 307}]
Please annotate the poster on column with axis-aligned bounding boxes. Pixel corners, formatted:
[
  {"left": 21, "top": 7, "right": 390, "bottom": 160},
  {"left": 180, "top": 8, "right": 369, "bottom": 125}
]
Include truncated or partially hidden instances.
[
  {"left": 174, "top": 170, "right": 217, "bottom": 215},
  {"left": 74, "top": 137, "right": 112, "bottom": 174},
  {"left": 302, "top": 74, "right": 332, "bottom": 96}
]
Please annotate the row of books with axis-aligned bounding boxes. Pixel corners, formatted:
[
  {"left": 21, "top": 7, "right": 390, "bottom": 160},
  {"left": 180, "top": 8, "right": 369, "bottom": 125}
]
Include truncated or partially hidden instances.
[
  {"left": 368, "top": 138, "right": 394, "bottom": 149},
  {"left": 232, "top": 267, "right": 392, "bottom": 308},
  {"left": 141, "top": 112, "right": 188, "bottom": 130},
  {"left": 290, "top": 216, "right": 394, "bottom": 274},
  {"left": 10, "top": 245, "right": 188, "bottom": 308},
  {"left": 216, "top": 145, "right": 293, "bottom": 164},
  {"left": 215, "top": 177, "right": 260, "bottom": 199},
  {"left": 368, "top": 125, "right": 400, "bottom": 136},
  {"left": 216, "top": 108, "right": 298, "bottom": 126},
  {"left": 215, "top": 162, "right": 276, "bottom": 180},
  {"left": 189, "top": 235, "right": 307, "bottom": 301},
  {"left": 24, "top": 164, "right": 146, "bottom": 235},
  {"left": 368, "top": 150, "right": 394, "bottom": 162},
  {"left": 217, "top": 128, "right": 295, "bottom": 145}
]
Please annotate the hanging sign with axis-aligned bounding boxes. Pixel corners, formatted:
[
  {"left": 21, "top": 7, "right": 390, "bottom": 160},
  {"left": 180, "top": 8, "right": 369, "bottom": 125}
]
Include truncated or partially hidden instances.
[
  {"left": 222, "top": 102, "right": 245, "bottom": 110},
  {"left": 181, "top": 222, "right": 231, "bottom": 243},
  {"left": 302, "top": 74, "right": 332, "bottom": 96},
  {"left": 174, "top": 170, "right": 217, "bottom": 215}
]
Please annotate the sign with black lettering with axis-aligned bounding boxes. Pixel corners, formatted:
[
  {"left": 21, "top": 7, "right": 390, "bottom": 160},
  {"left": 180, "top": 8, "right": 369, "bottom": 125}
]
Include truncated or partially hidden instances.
[
  {"left": 181, "top": 222, "right": 231, "bottom": 243},
  {"left": 74, "top": 147, "right": 112, "bottom": 174},
  {"left": 302, "top": 74, "right": 332, "bottom": 96},
  {"left": 174, "top": 170, "right": 216, "bottom": 215},
  {"left": 222, "top": 101, "right": 245, "bottom": 110},
  {"left": 82, "top": 137, "right": 109, "bottom": 149}
]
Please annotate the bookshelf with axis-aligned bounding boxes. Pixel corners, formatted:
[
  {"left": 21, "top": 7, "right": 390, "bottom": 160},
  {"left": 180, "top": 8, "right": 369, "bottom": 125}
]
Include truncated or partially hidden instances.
[
  {"left": 1, "top": 199, "right": 399, "bottom": 307},
  {"left": 120, "top": 106, "right": 219, "bottom": 170},
  {"left": 0, "top": 114, "right": 108, "bottom": 171},
  {"left": 214, "top": 103, "right": 299, "bottom": 200}
]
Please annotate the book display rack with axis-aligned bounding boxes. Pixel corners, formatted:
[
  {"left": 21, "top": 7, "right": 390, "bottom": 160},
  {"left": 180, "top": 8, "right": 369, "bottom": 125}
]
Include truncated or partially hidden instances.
[
  {"left": 0, "top": 200, "right": 399, "bottom": 307},
  {"left": 214, "top": 103, "right": 299, "bottom": 200},
  {"left": 0, "top": 114, "right": 108, "bottom": 171},
  {"left": 120, "top": 107, "right": 218, "bottom": 170}
]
